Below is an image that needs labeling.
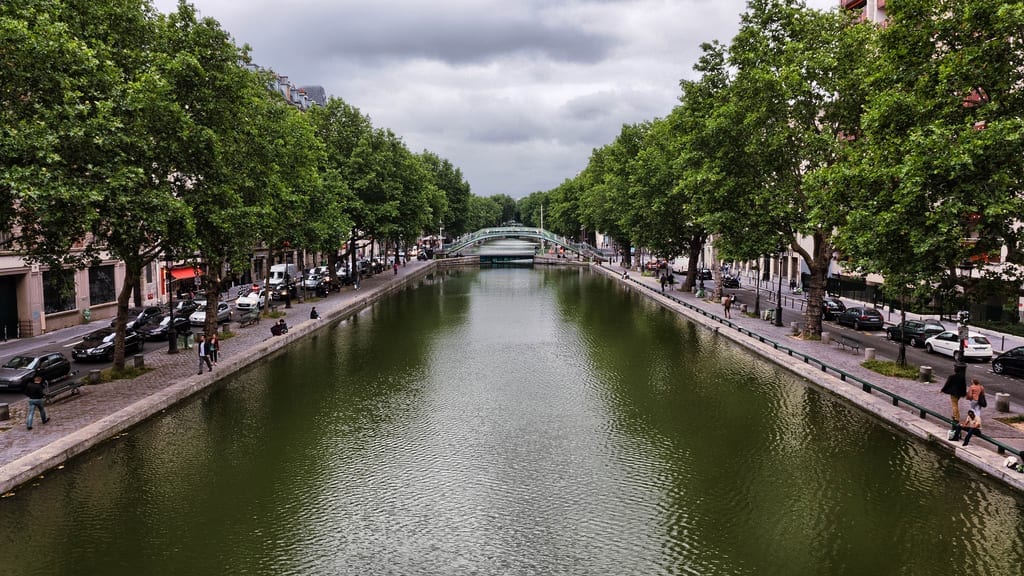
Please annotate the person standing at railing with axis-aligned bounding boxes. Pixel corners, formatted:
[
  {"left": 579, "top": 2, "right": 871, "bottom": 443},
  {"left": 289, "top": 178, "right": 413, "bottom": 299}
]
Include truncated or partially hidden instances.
[{"left": 941, "top": 363, "right": 967, "bottom": 422}]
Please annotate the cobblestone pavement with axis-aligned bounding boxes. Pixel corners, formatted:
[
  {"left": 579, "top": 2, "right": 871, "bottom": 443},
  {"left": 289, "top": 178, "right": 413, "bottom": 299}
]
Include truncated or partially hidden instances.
[{"left": 3, "top": 260, "right": 1023, "bottom": 493}]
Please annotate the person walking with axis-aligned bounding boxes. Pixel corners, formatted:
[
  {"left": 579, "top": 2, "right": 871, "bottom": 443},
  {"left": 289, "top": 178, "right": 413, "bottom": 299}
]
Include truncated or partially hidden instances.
[
  {"left": 660, "top": 275, "right": 667, "bottom": 293},
  {"left": 722, "top": 294, "right": 732, "bottom": 319},
  {"left": 393, "top": 261, "right": 399, "bottom": 275},
  {"left": 940, "top": 363, "right": 968, "bottom": 422},
  {"left": 960, "top": 409, "right": 982, "bottom": 446},
  {"left": 209, "top": 334, "right": 220, "bottom": 366},
  {"left": 24, "top": 375, "right": 49, "bottom": 430},
  {"left": 966, "top": 377, "right": 985, "bottom": 415},
  {"left": 197, "top": 334, "right": 213, "bottom": 375}
]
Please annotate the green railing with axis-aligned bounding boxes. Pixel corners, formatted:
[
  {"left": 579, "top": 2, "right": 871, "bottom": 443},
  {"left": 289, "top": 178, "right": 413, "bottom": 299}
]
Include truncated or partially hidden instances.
[{"left": 442, "top": 227, "right": 604, "bottom": 259}]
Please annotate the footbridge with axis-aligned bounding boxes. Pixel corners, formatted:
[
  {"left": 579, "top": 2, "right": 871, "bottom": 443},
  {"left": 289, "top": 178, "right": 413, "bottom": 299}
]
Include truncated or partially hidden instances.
[{"left": 439, "top": 226, "right": 605, "bottom": 260}]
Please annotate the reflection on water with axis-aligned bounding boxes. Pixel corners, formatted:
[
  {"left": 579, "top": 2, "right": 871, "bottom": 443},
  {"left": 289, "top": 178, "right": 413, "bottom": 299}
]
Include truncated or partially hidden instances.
[{"left": 1, "top": 268, "right": 1023, "bottom": 575}]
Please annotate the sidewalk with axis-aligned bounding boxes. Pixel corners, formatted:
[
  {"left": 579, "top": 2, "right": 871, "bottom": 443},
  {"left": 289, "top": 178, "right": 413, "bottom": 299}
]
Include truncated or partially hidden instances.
[
  {"left": 599, "top": 264, "right": 1024, "bottom": 491},
  {"left": 0, "top": 260, "right": 433, "bottom": 493}
]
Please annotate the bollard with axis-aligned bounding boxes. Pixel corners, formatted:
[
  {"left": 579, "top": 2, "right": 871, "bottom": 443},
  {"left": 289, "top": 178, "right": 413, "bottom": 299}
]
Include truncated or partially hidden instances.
[
  {"left": 89, "top": 369, "right": 101, "bottom": 384},
  {"left": 996, "top": 392, "right": 1011, "bottom": 413},
  {"left": 790, "top": 321, "right": 800, "bottom": 335},
  {"left": 864, "top": 347, "right": 876, "bottom": 361},
  {"left": 222, "top": 322, "right": 231, "bottom": 334},
  {"left": 0, "top": 403, "right": 9, "bottom": 421},
  {"left": 821, "top": 331, "right": 831, "bottom": 345},
  {"left": 918, "top": 366, "right": 933, "bottom": 382},
  {"left": 133, "top": 354, "right": 145, "bottom": 369}
]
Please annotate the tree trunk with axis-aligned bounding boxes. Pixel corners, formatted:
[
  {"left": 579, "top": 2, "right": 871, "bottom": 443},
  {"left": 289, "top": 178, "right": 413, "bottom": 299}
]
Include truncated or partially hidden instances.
[
  {"left": 800, "top": 233, "right": 833, "bottom": 339},
  {"left": 112, "top": 265, "right": 141, "bottom": 371}
]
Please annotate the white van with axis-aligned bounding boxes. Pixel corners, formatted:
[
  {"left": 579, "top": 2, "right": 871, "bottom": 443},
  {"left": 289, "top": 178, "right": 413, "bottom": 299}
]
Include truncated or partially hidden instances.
[{"left": 268, "top": 263, "right": 299, "bottom": 288}]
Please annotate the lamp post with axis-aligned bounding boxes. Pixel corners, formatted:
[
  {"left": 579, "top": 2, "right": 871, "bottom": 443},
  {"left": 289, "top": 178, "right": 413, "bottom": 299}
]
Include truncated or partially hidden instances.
[
  {"left": 775, "top": 247, "right": 785, "bottom": 327},
  {"left": 752, "top": 265, "right": 761, "bottom": 316},
  {"left": 166, "top": 254, "right": 178, "bottom": 354}
]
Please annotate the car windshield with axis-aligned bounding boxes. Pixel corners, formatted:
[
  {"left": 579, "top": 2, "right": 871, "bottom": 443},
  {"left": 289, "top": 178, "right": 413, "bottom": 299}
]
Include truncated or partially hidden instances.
[{"left": 2, "top": 355, "right": 37, "bottom": 369}]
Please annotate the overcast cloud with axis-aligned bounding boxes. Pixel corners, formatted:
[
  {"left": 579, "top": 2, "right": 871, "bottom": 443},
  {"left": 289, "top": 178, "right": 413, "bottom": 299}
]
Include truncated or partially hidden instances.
[{"left": 152, "top": 0, "right": 838, "bottom": 198}]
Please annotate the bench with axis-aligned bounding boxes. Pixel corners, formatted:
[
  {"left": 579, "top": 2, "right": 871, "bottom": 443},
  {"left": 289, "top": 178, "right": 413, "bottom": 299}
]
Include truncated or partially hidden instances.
[
  {"left": 237, "top": 309, "right": 260, "bottom": 327},
  {"left": 44, "top": 373, "right": 82, "bottom": 403},
  {"left": 835, "top": 334, "right": 861, "bottom": 353}
]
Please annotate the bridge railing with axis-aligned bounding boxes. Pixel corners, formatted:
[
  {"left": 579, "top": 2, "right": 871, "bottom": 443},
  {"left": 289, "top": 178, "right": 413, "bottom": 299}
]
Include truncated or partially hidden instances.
[{"left": 442, "top": 227, "right": 604, "bottom": 259}]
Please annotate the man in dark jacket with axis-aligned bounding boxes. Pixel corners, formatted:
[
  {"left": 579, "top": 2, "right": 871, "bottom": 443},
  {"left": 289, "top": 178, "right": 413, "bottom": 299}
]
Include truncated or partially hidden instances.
[
  {"left": 24, "top": 375, "right": 49, "bottom": 430},
  {"left": 941, "top": 363, "right": 968, "bottom": 422}
]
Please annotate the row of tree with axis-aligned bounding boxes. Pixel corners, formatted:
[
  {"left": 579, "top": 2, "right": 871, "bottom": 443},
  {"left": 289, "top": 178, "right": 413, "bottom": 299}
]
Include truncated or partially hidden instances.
[
  {"left": 0, "top": 0, "right": 500, "bottom": 368},
  {"left": 517, "top": 0, "right": 1024, "bottom": 355}
]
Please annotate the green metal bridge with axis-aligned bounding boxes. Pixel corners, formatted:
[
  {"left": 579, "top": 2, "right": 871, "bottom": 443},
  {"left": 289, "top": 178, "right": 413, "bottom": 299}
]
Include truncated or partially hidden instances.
[{"left": 439, "top": 226, "right": 605, "bottom": 260}]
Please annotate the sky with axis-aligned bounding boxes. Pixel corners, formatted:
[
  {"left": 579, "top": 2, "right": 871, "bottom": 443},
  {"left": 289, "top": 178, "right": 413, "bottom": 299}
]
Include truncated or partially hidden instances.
[{"left": 151, "top": 0, "right": 839, "bottom": 199}]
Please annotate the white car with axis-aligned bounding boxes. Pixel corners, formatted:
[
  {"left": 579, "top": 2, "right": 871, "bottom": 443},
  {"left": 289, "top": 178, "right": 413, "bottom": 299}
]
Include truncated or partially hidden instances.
[
  {"left": 302, "top": 274, "right": 322, "bottom": 289},
  {"left": 924, "top": 330, "right": 993, "bottom": 362},
  {"left": 189, "top": 301, "right": 232, "bottom": 326},
  {"left": 235, "top": 289, "right": 266, "bottom": 311}
]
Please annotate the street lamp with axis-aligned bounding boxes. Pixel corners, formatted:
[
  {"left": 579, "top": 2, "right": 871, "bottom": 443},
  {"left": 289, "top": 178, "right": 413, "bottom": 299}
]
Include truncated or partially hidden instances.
[
  {"left": 775, "top": 246, "right": 785, "bottom": 327},
  {"left": 166, "top": 253, "right": 178, "bottom": 354}
]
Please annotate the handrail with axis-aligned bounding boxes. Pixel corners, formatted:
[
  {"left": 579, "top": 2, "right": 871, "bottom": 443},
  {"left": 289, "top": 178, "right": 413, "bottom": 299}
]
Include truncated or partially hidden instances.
[
  {"left": 442, "top": 226, "right": 604, "bottom": 259},
  {"left": 620, "top": 273, "right": 1020, "bottom": 458}
]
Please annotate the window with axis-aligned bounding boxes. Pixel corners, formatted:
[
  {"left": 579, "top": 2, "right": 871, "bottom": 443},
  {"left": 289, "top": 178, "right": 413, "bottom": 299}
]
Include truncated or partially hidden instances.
[
  {"left": 88, "top": 265, "right": 116, "bottom": 306},
  {"left": 43, "top": 269, "right": 76, "bottom": 315}
]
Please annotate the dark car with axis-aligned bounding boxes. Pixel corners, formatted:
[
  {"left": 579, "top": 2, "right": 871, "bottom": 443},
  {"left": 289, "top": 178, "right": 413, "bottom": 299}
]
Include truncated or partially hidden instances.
[
  {"left": 821, "top": 298, "right": 846, "bottom": 320},
  {"left": 138, "top": 314, "right": 191, "bottom": 341},
  {"left": 173, "top": 299, "right": 200, "bottom": 318},
  {"left": 110, "top": 306, "right": 164, "bottom": 331},
  {"left": 721, "top": 274, "right": 740, "bottom": 288},
  {"left": 0, "top": 352, "right": 73, "bottom": 392},
  {"left": 72, "top": 327, "right": 144, "bottom": 361},
  {"left": 992, "top": 346, "right": 1024, "bottom": 377},
  {"left": 836, "top": 306, "right": 884, "bottom": 330},
  {"left": 885, "top": 320, "right": 947, "bottom": 347}
]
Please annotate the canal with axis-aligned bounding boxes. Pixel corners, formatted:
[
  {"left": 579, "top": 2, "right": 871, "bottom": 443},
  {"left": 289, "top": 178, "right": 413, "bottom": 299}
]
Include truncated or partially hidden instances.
[{"left": 2, "top": 267, "right": 1023, "bottom": 575}]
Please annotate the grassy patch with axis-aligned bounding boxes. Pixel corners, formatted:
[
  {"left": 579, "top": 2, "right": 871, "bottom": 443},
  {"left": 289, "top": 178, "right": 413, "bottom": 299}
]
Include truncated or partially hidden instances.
[
  {"left": 997, "top": 415, "right": 1024, "bottom": 424},
  {"left": 95, "top": 366, "right": 154, "bottom": 383},
  {"left": 861, "top": 359, "right": 925, "bottom": 380},
  {"left": 264, "top": 309, "right": 287, "bottom": 319}
]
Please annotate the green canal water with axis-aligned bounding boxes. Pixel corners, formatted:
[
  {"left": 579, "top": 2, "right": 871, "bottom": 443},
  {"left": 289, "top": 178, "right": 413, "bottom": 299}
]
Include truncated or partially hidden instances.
[{"left": 2, "top": 267, "right": 1023, "bottom": 575}]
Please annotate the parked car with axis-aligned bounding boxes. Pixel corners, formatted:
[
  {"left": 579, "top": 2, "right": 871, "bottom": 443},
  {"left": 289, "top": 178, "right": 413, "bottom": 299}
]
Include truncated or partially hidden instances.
[
  {"left": 835, "top": 306, "right": 884, "bottom": 330},
  {"left": 189, "top": 301, "right": 232, "bottom": 326},
  {"left": 885, "top": 320, "right": 947, "bottom": 347},
  {"left": 0, "top": 352, "right": 72, "bottom": 392},
  {"left": 992, "top": 346, "right": 1024, "bottom": 377},
  {"left": 110, "top": 306, "right": 164, "bottom": 331},
  {"left": 821, "top": 298, "right": 846, "bottom": 320},
  {"left": 302, "top": 274, "right": 322, "bottom": 289},
  {"left": 173, "top": 299, "right": 201, "bottom": 318},
  {"left": 235, "top": 289, "right": 266, "bottom": 311},
  {"left": 138, "top": 314, "right": 191, "bottom": 341},
  {"left": 721, "top": 274, "right": 740, "bottom": 288},
  {"left": 924, "top": 331, "right": 993, "bottom": 362},
  {"left": 72, "top": 328, "right": 144, "bottom": 361}
]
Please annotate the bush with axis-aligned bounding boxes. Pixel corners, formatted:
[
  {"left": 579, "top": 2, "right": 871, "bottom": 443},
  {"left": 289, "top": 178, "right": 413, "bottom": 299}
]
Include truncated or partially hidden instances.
[{"left": 861, "top": 359, "right": 924, "bottom": 380}]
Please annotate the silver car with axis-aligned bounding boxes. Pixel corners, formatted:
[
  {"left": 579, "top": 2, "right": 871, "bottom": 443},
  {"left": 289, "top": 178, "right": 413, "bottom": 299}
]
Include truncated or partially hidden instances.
[{"left": 188, "top": 301, "right": 232, "bottom": 326}]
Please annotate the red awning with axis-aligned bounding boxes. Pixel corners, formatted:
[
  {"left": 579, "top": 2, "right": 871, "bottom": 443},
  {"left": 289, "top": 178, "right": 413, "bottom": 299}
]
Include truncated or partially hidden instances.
[{"left": 169, "top": 267, "right": 202, "bottom": 280}]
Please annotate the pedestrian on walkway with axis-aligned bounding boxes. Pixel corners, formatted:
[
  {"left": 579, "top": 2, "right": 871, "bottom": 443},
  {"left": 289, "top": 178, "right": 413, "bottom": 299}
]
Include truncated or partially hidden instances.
[
  {"left": 209, "top": 334, "right": 220, "bottom": 366},
  {"left": 960, "top": 409, "right": 982, "bottom": 446},
  {"left": 966, "top": 377, "right": 985, "bottom": 415},
  {"left": 660, "top": 275, "right": 667, "bottom": 293},
  {"left": 24, "top": 375, "right": 49, "bottom": 430},
  {"left": 197, "top": 334, "right": 213, "bottom": 374},
  {"left": 393, "top": 261, "right": 399, "bottom": 275},
  {"left": 722, "top": 294, "right": 732, "bottom": 319},
  {"left": 940, "top": 363, "right": 968, "bottom": 422}
]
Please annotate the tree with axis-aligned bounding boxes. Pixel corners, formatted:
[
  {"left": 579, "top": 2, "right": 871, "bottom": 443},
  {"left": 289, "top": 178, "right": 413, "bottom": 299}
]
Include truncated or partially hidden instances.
[
  {"left": 717, "top": 0, "right": 876, "bottom": 336},
  {"left": 837, "top": 0, "right": 1024, "bottom": 364}
]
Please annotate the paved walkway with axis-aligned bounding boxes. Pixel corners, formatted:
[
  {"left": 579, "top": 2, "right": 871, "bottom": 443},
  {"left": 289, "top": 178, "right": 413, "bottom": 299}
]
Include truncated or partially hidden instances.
[
  {"left": 596, "top": 264, "right": 1024, "bottom": 491},
  {"left": 3, "top": 259, "right": 1023, "bottom": 494}
]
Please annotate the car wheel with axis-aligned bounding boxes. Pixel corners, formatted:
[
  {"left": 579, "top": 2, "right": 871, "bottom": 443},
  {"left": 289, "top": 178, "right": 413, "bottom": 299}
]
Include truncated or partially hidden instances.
[
  {"left": 993, "top": 361, "right": 1005, "bottom": 374},
  {"left": 910, "top": 336, "right": 921, "bottom": 347},
  {"left": 926, "top": 344, "right": 935, "bottom": 354}
]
